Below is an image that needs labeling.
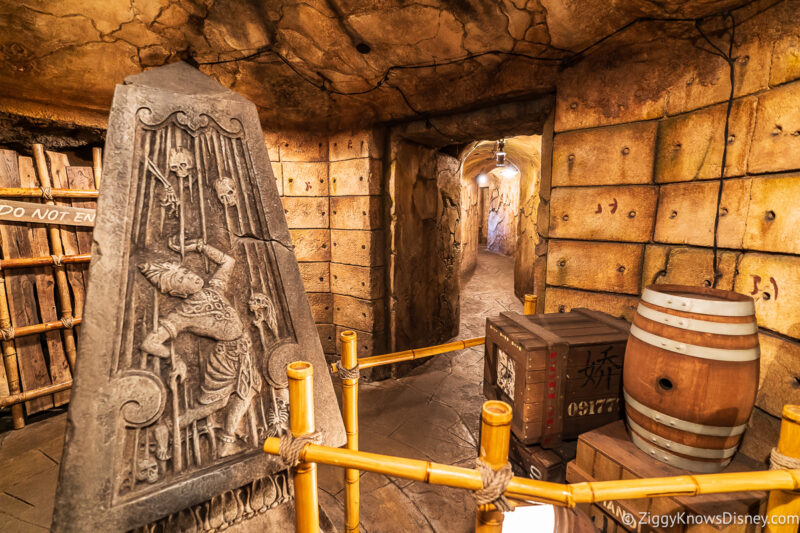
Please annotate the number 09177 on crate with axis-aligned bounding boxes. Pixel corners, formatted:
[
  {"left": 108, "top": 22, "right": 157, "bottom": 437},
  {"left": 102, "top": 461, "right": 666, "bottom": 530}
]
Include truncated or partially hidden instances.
[{"left": 483, "top": 309, "right": 631, "bottom": 447}]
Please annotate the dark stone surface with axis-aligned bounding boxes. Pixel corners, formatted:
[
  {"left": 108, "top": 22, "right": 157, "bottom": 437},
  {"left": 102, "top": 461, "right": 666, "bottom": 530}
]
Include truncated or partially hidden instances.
[{"left": 52, "top": 62, "right": 344, "bottom": 532}]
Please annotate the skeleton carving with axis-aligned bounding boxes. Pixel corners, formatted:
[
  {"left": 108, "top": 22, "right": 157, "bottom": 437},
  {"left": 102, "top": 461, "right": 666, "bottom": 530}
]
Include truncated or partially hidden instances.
[
  {"left": 214, "top": 177, "right": 237, "bottom": 206},
  {"left": 136, "top": 456, "right": 160, "bottom": 484},
  {"left": 249, "top": 292, "right": 279, "bottom": 340},
  {"left": 168, "top": 147, "right": 195, "bottom": 179}
]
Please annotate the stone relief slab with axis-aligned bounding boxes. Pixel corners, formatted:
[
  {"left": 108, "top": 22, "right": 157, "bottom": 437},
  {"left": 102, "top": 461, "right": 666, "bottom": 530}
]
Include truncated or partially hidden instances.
[{"left": 53, "top": 62, "right": 345, "bottom": 532}]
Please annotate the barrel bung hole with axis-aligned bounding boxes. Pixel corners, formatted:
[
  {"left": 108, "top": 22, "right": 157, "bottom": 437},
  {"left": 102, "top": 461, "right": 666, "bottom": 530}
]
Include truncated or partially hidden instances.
[{"left": 658, "top": 377, "right": 674, "bottom": 391}]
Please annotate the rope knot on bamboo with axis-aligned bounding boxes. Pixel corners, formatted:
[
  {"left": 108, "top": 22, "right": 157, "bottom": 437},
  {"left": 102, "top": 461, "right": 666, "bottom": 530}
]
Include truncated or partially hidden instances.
[
  {"left": 473, "top": 458, "right": 514, "bottom": 512},
  {"left": 0, "top": 327, "right": 14, "bottom": 341},
  {"left": 278, "top": 430, "right": 322, "bottom": 468},
  {"left": 40, "top": 186, "right": 54, "bottom": 202},
  {"left": 770, "top": 447, "right": 800, "bottom": 470},
  {"left": 60, "top": 316, "right": 75, "bottom": 329},
  {"left": 338, "top": 361, "right": 360, "bottom": 381},
  {"left": 51, "top": 255, "right": 63, "bottom": 267}
]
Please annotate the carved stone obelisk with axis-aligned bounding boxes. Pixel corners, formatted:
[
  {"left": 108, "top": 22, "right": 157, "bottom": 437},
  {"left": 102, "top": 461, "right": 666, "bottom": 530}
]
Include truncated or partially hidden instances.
[{"left": 53, "top": 62, "right": 345, "bottom": 532}]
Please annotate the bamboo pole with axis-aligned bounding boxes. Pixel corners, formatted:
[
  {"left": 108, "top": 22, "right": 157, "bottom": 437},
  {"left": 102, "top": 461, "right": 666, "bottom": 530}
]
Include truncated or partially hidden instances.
[
  {"left": 32, "top": 144, "right": 78, "bottom": 370},
  {"left": 330, "top": 337, "right": 485, "bottom": 374},
  {"left": 0, "top": 379, "right": 72, "bottom": 408},
  {"left": 766, "top": 405, "right": 800, "bottom": 532},
  {"left": 264, "top": 438, "right": 800, "bottom": 507},
  {"left": 0, "top": 187, "right": 98, "bottom": 199},
  {"left": 476, "top": 401, "right": 513, "bottom": 532},
  {"left": 8, "top": 317, "right": 82, "bottom": 339},
  {"left": 340, "top": 331, "right": 360, "bottom": 533},
  {"left": 0, "top": 275, "right": 24, "bottom": 428},
  {"left": 0, "top": 253, "right": 91, "bottom": 270},
  {"left": 287, "top": 361, "right": 320, "bottom": 533},
  {"left": 91, "top": 147, "right": 102, "bottom": 189},
  {"left": 523, "top": 294, "right": 537, "bottom": 316}
]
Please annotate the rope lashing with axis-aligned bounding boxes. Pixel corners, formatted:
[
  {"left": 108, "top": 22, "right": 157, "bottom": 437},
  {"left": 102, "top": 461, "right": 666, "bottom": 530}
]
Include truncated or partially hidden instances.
[
  {"left": 60, "top": 316, "right": 74, "bottom": 329},
  {"left": 338, "top": 361, "right": 360, "bottom": 381},
  {"left": 40, "top": 186, "right": 54, "bottom": 202},
  {"left": 279, "top": 430, "right": 322, "bottom": 468},
  {"left": 51, "top": 255, "right": 63, "bottom": 267},
  {"left": 474, "top": 457, "right": 514, "bottom": 512},
  {"left": 770, "top": 447, "right": 800, "bottom": 470},
  {"left": 0, "top": 327, "right": 14, "bottom": 341}
]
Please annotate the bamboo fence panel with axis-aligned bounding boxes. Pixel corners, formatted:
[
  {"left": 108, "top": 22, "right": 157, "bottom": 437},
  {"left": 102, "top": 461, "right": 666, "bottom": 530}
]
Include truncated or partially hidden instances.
[{"left": 0, "top": 145, "right": 100, "bottom": 427}]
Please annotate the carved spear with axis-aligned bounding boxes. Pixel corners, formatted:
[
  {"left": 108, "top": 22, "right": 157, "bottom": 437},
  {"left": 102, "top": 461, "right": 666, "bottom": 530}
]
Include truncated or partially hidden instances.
[
  {"left": 194, "top": 135, "right": 208, "bottom": 273},
  {"left": 170, "top": 341, "right": 183, "bottom": 473}
]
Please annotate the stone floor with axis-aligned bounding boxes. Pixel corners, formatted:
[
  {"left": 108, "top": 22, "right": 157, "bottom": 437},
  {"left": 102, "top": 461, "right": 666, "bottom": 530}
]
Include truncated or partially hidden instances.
[
  {"left": 0, "top": 248, "right": 525, "bottom": 532},
  {"left": 318, "top": 247, "right": 524, "bottom": 532}
]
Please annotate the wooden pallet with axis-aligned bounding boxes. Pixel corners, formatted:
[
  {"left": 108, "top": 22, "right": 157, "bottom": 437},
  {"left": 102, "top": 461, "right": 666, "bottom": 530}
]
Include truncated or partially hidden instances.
[
  {"left": 0, "top": 147, "right": 97, "bottom": 422},
  {"left": 566, "top": 421, "right": 767, "bottom": 533}
]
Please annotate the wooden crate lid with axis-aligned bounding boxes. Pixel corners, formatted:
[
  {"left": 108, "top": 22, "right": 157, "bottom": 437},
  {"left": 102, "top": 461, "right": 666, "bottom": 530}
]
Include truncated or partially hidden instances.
[
  {"left": 487, "top": 309, "right": 630, "bottom": 351},
  {"left": 578, "top": 421, "right": 765, "bottom": 516}
]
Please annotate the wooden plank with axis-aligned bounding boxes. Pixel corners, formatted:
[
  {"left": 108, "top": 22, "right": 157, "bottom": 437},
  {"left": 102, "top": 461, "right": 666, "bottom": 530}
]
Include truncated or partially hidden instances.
[
  {"left": 756, "top": 331, "right": 800, "bottom": 417},
  {"left": 0, "top": 150, "right": 53, "bottom": 414},
  {"left": 641, "top": 245, "right": 739, "bottom": 292},
  {"left": 289, "top": 229, "right": 331, "bottom": 262},
  {"left": 64, "top": 167, "right": 95, "bottom": 255},
  {"left": 281, "top": 196, "right": 329, "bottom": 228},
  {"left": 547, "top": 240, "right": 643, "bottom": 295},
  {"left": 0, "top": 200, "right": 95, "bottom": 227},
  {"left": 655, "top": 98, "right": 756, "bottom": 182},
  {"left": 552, "top": 121, "right": 657, "bottom": 186},
  {"left": 734, "top": 252, "right": 800, "bottom": 340},
  {"left": 330, "top": 196, "right": 382, "bottom": 230},
  {"left": 333, "top": 294, "right": 385, "bottom": 332},
  {"left": 329, "top": 158, "right": 382, "bottom": 196},
  {"left": 46, "top": 152, "right": 87, "bottom": 319},
  {"left": 748, "top": 82, "right": 800, "bottom": 174},
  {"left": 550, "top": 185, "right": 657, "bottom": 242},
  {"left": 19, "top": 156, "right": 71, "bottom": 407},
  {"left": 544, "top": 287, "right": 639, "bottom": 322},
  {"left": 743, "top": 175, "right": 800, "bottom": 255},
  {"left": 579, "top": 421, "right": 765, "bottom": 517},
  {"left": 330, "top": 263, "right": 384, "bottom": 299},
  {"left": 331, "top": 229, "right": 384, "bottom": 267}
]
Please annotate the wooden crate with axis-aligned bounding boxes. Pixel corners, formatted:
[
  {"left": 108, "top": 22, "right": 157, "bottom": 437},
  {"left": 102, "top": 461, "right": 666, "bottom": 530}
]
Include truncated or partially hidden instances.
[
  {"left": 484, "top": 308, "right": 630, "bottom": 447},
  {"left": 508, "top": 433, "right": 576, "bottom": 483},
  {"left": 567, "top": 421, "right": 767, "bottom": 533}
]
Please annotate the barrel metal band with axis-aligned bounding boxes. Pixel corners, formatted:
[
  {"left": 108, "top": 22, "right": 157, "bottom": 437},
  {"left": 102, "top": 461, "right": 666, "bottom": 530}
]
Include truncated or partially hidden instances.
[
  {"left": 635, "top": 304, "right": 758, "bottom": 336},
  {"left": 623, "top": 390, "right": 747, "bottom": 437},
  {"left": 627, "top": 417, "right": 738, "bottom": 459},
  {"left": 629, "top": 323, "right": 759, "bottom": 362},
  {"left": 629, "top": 430, "right": 732, "bottom": 473},
  {"left": 642, "top": 287, "right": 754, "bottom": 317}
]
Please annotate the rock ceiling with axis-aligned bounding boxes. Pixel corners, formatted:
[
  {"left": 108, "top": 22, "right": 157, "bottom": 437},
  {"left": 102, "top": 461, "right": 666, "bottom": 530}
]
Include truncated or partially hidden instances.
[{"left": 0, "top": 0, "right": 752, "bottom": 132}]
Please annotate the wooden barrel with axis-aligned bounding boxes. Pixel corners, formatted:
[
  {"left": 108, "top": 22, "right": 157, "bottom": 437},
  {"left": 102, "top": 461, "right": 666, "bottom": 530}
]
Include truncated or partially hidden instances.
[{"left": 623, "top": 284, "right": 759, "bottom": 473}]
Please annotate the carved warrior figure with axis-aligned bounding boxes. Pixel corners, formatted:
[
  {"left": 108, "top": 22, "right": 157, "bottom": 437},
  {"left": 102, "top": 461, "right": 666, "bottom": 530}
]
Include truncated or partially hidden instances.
[{"left": 139, "top": 239, "right": 262, "bottom": 458}]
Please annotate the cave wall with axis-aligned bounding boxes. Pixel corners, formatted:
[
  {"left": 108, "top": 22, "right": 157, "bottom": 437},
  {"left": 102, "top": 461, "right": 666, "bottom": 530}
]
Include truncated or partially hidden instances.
[
  {"left": 387, "top": 140, "right": 461, "bottom": 353},
  {"left": 486, "top": 168, "right": 520, "bottom": 256},
  {"left": 514, "top": 136, "right": 543, "bottom": 299},
  {"left": 536, "top": 2, "right": 800, "bottom": 464},
  {"left": 459, "top": 171, "right": 480, "bottom": 278},
  {"left": 266, "top": 129, "right": 386, "bottom": 361}
]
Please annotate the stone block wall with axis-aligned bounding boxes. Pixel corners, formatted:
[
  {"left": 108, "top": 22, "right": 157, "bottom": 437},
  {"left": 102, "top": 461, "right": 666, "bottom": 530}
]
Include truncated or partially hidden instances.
[
  {"left": 267, "top": 130, "right": 386, "bottom": 360},
  {"left": 537, "top": 4, "right": 800, "bottom": 463}
]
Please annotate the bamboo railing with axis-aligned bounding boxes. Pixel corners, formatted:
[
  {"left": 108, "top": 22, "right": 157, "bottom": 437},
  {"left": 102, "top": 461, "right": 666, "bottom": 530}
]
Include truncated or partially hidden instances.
[
  {"left": 266, "top": 361, "right": 800, "bottom": 532},
  {"left": 271, "top": 292, "right": 800, "bottom": 532},
  {"left": 340, "top": 331, "right": 360, "bottom": 533}
]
